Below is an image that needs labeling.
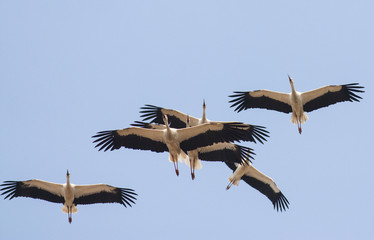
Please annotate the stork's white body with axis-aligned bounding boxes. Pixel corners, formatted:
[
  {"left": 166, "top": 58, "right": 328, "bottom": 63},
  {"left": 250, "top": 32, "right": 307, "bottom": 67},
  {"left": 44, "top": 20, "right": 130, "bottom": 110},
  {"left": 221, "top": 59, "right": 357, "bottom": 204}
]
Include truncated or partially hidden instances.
[
  {"left": 289, "top": 86, "right": 308, "bottom": 131},
  {"left": 163, "top": 126, "right": 188, "bottom": 175},
  {"left": 62, "top": 175, "right": 77, "bottom": 221}
]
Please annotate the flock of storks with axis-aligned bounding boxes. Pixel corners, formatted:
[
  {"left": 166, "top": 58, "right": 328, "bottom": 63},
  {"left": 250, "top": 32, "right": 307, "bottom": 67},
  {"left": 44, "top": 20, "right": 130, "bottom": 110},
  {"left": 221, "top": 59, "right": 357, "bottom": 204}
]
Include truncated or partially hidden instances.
[{"left": 1, "top": 77, "right": 364, "bottom": 223}]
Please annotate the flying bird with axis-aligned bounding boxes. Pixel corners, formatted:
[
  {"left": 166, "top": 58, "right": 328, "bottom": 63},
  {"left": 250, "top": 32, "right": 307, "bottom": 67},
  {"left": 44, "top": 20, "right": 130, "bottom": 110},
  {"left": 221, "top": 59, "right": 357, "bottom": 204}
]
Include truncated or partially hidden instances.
[
  {"left": 93, "top": 114, "right": 256, "bottom": 176},
  {"left": 132, "top": 119, "right": 255, "bottom": 179},
  {"left": 0, "top": 170, "right": 137, "bottom": 223},
  {"left": 229, "top": 76, "right": 364, "bottom": 134},
  {"left": 139, "top": 101, "right": 269, "bottom": 144},
  {"left": 225, "top": 161, "right": 289, "bottom": 212}
]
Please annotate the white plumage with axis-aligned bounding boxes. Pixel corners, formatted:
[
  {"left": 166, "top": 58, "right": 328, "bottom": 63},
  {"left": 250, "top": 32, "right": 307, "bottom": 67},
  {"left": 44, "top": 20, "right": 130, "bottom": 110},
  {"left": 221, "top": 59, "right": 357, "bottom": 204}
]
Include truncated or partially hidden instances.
[{"left": 229, "top": 76, "right": 364, "bottom": 133}]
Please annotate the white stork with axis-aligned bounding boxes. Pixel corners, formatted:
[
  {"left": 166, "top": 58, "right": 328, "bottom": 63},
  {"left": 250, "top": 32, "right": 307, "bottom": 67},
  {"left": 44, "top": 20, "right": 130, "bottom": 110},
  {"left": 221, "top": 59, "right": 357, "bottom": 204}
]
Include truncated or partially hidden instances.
[
  {"left": 225, "top": 161, "right": 289, "bottom": 212},
  {"left": 139, "top": 101, "right": 269, "bottom": 144},
  {"left": 93, "top": 114, "right": 255, "bottom": 176},
  {"left": 0, "top": 170, "right": 137, "bottom": 223},
  {"left": 229, "top": 76, "right": 364, "bottom": 134},
  {"left": 131, "top": 120, "right": 255, "bottom": 180}
]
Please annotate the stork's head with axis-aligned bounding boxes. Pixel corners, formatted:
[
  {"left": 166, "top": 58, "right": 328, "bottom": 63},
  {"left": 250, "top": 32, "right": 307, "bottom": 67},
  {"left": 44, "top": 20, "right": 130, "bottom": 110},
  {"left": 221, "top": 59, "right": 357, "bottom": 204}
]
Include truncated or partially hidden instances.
[
  {"left": 288, "top": 75, "right": 295, "bottom": 90},
  {"left": 201, "top": 99, "right": 208, "bottom": 123},
  {"left": 288, "top": 75, "right": 293, "bottom": 84}
]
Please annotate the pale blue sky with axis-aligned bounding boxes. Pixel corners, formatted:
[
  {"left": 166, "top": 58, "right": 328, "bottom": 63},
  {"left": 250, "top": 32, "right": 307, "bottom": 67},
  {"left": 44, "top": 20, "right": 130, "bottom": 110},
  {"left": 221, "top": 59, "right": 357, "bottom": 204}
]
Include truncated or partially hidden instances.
[{"left": 1, "top": 1, "right": 373, "bottom": 239}]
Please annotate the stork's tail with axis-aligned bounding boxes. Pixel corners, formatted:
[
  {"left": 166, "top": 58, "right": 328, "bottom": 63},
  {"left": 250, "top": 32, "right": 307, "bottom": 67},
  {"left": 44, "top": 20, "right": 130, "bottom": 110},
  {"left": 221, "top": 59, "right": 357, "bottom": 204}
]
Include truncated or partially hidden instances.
[
  {"left": 290, "top": 111, "right": 308, "bottom": 125},
  {"left": 179, "top": 151, "right": 188, "bottom": 162},
  {"left": 62, "top": 204, "right": 77, "bottom": 214},
  {"left": 168, "top": 152, "right": 188, "bottom": 163},
  {"left": 184, "top": 158, "right": 203, "bottom": 170}
]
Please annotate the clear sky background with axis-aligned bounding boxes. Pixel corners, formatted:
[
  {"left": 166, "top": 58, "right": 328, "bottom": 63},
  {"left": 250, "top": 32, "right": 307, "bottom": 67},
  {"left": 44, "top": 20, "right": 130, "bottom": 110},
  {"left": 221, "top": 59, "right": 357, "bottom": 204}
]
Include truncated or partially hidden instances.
[{"left": 1, "top": 1, "right": 373, "bottom": 239}]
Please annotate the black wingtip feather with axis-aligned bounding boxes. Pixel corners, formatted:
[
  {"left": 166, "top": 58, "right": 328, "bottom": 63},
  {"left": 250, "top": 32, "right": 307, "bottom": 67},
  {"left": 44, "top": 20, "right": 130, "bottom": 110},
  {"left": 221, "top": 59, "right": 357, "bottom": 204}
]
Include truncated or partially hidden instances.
[
  {"left": 238, "top": 145, "right": 255, "bottom": 163},
  {"left": 273, "top": 192, "right": 289, "bottom": 212},
  {"left": 343, "top": 83, "right": 365, "bottom": 102},
  {"left": 119, "top": 188, "right": 137, "bottom": 207},
  {"left": 228, "top": 92, "right": 249, "bottom": 113},
  {"left": 92, "top": 130, "right": 120, "bottom": 152},
  {"left": 139, "top": 104, "right": 163, "bottom": 123},
  {"left": 0, "top": 181, "right": 18, "bottom": 200},
  {"left": 130, "top": 121, "right": 152, "bottom": 128},
  {"left": 250, "top": 125, "right": 270, "bottom": 144}
]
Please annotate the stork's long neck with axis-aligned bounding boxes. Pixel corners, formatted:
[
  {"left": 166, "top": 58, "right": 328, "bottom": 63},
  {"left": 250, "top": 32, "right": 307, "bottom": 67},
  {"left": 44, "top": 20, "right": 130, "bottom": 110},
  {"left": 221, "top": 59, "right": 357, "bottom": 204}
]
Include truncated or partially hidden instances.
[
  {"left": 66, "top": 174, "right": 71, "bottom": 186},
  {"left": 290, "top": 80, "right": 296, "bottom": 95},
  {"left": 162, "top": 115, "right": 172, "bottom": 139},
  {"left": 289, "top": 78, "right": 299, "bottom": 105},
  {"left": 202, "top": 109, "right": 207, "bottom": 123},
  {"left": 288, "top": 76, "right": 296, "bottom": 96},
  {"left": 65, "top": 172, "right": 73, "bottom": 194}
]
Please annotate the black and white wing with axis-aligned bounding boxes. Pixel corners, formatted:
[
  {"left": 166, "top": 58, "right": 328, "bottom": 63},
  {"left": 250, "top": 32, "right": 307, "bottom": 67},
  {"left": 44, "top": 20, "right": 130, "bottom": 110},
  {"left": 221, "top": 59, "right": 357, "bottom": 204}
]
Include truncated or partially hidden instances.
[
  {"left": 74, "top": 184, "right": 137, "bottom": 207},
  {"left": 177, "top": 122, "right": 259, "bottom": 152},
  {"left": 1, "top": 180, "right": 65, "bottom": 204},
  {"left": 238, "top": 124, "right": 269, "bottom": 144},
  {"left": 139, "top": 105, "right": 194, "bottom": 128},
  {"left": 92, "top": 127, "right": 168, "bottom": 152},
  {"left": 229, "top": 90, "right": 292, "bottom": 113},
  {"left": 302, "top": 83, "right": 364, "bottom": 112},
  {"left": 198, "top": 143, "right": 254, "bottom": 164}
]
